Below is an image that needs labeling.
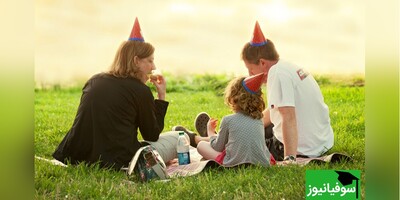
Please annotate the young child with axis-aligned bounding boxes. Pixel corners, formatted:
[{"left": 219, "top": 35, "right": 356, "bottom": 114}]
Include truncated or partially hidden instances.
[{"left": 197, "top": 73, "right": 274, "bottom": 167}]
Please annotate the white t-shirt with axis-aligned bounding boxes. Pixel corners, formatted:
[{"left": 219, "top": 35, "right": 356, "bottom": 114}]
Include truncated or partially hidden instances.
[{"left": 267, "top": 59, "right": 334, "bottom": 157}]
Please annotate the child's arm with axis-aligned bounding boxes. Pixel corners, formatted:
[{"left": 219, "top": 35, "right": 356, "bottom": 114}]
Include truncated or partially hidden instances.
[
  {"left": 209, "top": 117, "right": 229, "bottom": 152},
  {"left": 207, "top": 118, "right": 218, "bottom": 137}
]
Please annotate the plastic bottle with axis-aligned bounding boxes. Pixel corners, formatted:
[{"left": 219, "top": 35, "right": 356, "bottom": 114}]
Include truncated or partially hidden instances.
[{"left": 177, "top": 131, "right": 190, "bottom": 165}]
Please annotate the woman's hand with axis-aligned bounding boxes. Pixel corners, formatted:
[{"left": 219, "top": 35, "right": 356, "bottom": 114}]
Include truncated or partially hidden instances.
[
  {"left": 150, "top": 74, "right": 166, "bottom": 100},
  {"left": 207, "top": 118, "right": 218, "bottom": 137}
]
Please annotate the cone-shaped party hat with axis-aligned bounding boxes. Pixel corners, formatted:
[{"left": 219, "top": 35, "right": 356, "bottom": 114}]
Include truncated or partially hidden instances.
[
  {"left": 242, "top": 73, "right": 266, "bottom": 94},
  {"left": 250, "top": 21, "right": 267, "bottom": 46},
  {"left": 128, "top": 17, "right": 144, "bottom": 42}
]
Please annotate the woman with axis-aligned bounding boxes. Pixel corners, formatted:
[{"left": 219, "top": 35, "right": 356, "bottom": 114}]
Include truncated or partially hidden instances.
[{"left": 53, "top": 18, "right": 181, "bottom": 170}]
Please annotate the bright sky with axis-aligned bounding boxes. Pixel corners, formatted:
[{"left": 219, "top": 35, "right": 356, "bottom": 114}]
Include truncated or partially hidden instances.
[{"left": 35, "top": 0, "right": 364, "bottom": 86}]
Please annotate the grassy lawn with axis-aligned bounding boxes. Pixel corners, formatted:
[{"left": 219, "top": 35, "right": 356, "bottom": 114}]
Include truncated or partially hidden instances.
[{"left": 34, "top": 74, "right": 365, "bottom": 199}]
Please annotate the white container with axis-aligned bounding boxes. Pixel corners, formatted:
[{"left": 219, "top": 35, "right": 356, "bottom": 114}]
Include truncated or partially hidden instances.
[{"left": 177, "top": 131, "right": 190, "bottom": 165}]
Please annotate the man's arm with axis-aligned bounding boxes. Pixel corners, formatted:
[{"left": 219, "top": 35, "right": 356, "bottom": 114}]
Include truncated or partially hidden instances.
[
  {"left": 278, "top": 106, "right": 298, "bottom": 157},
  {"left": 262, "top": 108, "right": 272, "bottom": 127}
]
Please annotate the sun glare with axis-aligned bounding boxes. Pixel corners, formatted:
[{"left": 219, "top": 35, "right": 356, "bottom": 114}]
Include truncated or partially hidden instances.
[
  {"left": 258, "top": 2, "right": 293, "bottom": 23},
  {"left": 169, "top": 3, "right": 196, "bottom": 14}
]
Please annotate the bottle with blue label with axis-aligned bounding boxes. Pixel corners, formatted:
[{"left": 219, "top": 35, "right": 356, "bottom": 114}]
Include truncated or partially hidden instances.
[{"left": 177, "top": 131, "right": 190, "bottom": 165}]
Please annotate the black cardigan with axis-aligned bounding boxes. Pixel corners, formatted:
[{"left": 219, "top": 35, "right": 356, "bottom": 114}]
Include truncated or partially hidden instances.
[{"left": 53, "top": 73, "right": 169, "bottom": 170}]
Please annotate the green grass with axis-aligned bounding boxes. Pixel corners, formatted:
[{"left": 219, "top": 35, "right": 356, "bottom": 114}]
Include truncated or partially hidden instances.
[{"left": 35, "top": 74, "right": 365, "bottom": 199}]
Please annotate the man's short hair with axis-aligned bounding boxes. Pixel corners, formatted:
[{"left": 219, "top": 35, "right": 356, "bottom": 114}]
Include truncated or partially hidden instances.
[{"left": 241, "top": 39, "right": 279, "bottom": 64}]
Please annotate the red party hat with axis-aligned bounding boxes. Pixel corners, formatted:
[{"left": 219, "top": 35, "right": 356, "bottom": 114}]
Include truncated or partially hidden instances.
[
  {"left": 250, "top": 21, "right": 267, "bottom": 46},
  {"left": 242, "top": 73, "right": 266, "bottom": 94},
  {"left": 128, "top": 17, "right": 144, "bottom": 42}
]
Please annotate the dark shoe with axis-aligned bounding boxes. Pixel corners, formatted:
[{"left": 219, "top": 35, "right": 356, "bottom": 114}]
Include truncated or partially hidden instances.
[
  {"left": 194, "top": 112, "right": 210, "bottom": 137},
  {"left": 172, "top": 125, "right": 197, "bottom": 147}
]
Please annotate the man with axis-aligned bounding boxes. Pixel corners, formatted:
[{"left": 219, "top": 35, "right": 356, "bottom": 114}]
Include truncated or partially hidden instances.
[{"left": 241, "top": 21, "right": 334, "bottom": 162}]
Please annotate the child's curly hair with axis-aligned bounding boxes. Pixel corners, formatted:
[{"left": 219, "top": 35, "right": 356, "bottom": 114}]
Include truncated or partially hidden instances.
[{"left": 224, "top": 76, "right": 265, "bottom": 119}]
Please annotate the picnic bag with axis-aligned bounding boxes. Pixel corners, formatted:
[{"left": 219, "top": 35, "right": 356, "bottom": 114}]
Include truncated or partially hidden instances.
[{"left": 124, "top": 145, "right": 168, "bottom": 182}]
